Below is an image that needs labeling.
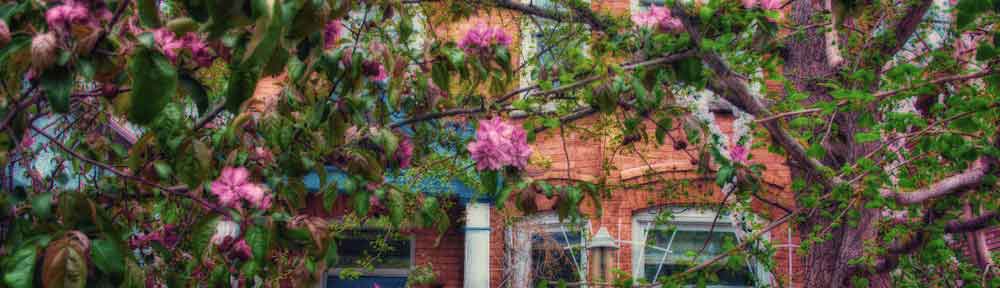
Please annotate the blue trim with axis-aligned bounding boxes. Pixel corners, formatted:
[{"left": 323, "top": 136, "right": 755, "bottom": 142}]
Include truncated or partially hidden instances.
[
  {"left": 463, "top": 227, "right": 492, "bottom": 232},
  {"left": 302, "top": 165, "right": 488, "bottom": 206}
]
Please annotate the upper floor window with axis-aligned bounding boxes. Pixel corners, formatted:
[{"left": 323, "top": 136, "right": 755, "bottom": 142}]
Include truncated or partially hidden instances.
[
  {"left": 511, "top": 213, "right": 589, "bottom": 288},
  {"left": 632, "top": 207, "right": 769, "bottom": 287}
]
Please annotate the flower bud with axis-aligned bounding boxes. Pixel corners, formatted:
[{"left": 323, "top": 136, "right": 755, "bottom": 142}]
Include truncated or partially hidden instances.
[
  {"left": 0, "top": 20, "right": 10, "bottom": 48},
  {"left": 31, "top": 33, "right": 60, "bottom": 70}
]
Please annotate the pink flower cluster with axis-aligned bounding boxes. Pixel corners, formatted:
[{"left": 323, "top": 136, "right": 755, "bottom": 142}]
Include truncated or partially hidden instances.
[
  {"left": 395, "top": 135, "right": 413, "bottom": 169},
  {"left": 45, "top": 0, "right": 111, "bottom": 34},
  {"left": 729, "top": 145, "right": 749, "bottom": 164},
  {"left": 631, "top": 6, "right": 682, "bottom": 32},
  {"left": 467, "top": 118, "right": 532, "bottom": 171},
  {"left": 743, "top": 0, "right": 782, "bottom": 10},
  {"left": 324, "top": 20, "right": 343, "bottom": 49},
  {"left": 211, "top": 167, "right": 272, "bottom": 210},
  {"left": 0, "top": 20, "right": 10, "bottom": 47},
  {"left": 129, "top": 224, "right": 179, "bottom": 249},
  {"left": 153, "top": 28, "right": 214, "bottom": 67},
  {"left": 362, "top": 60, "right": 388, "bottom": 82},
  {"left": 459, "top": 23, "right": 511, "bottom": 54}
]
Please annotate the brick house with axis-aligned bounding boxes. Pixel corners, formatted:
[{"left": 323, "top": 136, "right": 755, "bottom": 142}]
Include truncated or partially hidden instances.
[{"left": 312, "top": 1, "right": 805, "bottom": 287}]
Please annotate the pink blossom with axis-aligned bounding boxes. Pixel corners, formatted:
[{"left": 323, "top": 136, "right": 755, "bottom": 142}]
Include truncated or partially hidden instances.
[
  {"left": 459, "top": 22, "right": 511, "bottom": 54},
  {"left": 152, "top": 28, "right": 214, "bottom": 67},
  {"left": 252, "top": 147, "right": 275, "bottom": 165},
  {"left": 743, "top": 0, "right": 782, "bottom": 10},
  {"left": 729, "top": 145, "right": 749, "bottom": 164},
  {"left": 45, "top": 3, "right": 91, "bottom": 32},
  {"left": 0, "top": 20, "right": 10, "bottom": 47},
  {"left": 19, "top": 133, "right": 33, "bottom": 148},
  {"left": 241, "top": 184, "right": 272, "bottom": 210},
  {"left": 231, "top": 239, "right": 252, "bottom": 260},
  {"left": 362, "top": 60, "right": 388, "bottom": 82},
  {"left": 395, "top": 136, "right": 413, "bottom": 168},
  {"left": 182, "top": 33, "right": 214, "bottom": 67},
  {"left": 467, "top": 118, "right": 533, "bottom": 171},
  {"left": 632, "top": 6, "right": 682, "bottom": 32},
  {"left": 211, "top": 167, "right": 270, "bottom": 210},
  {"left": 324, "top": 20, "right": 343, "bottom": 49}
]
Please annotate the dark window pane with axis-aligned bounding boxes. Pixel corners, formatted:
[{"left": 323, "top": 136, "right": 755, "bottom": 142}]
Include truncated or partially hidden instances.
[
  {"left": 640, "top": 0, "right": 666, "bottom": 7},
  {"left": 326, "top": 275, "right": 408, "bottom": 288},
  {"left": 531, "top": 231, "right": 583, "bottom": 286},
  {"left": 334, "top": 230, "right": 411, "bottom": 269}
]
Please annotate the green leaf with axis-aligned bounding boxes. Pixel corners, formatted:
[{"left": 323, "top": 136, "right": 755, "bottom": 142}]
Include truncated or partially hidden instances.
[
  {"left": 977, "top": 44, "right": 998, "bottom": 62},
  {"left": 128, "top": 47, "right": 178, "bottom": 125},
  {"left": 674, "top": 57, "right": 703, "bottom": 84},
  {"left": 242, "top": 0, "right": 283, "bottom": 68},
  {"left": 90, "top": 239, "right": 125, "bottom": 275},
  {"left": 153, "top": 161, "right": 172, "bottom": 179},
  {"left": 31, "top": 192, "right": 52, "bottom": 219},
  {"left": 3, "top": 245, "right": 37, "bottom": 288},
  {"left": 191, "top": 216, "right": 220, "bottom": 259},
  {"left": 41, "top": 240, "right": 88, "bottom": 288},
  {"left": 137, "top": 0, "right": 161, "bottom": 28},
  {"left": 0, "top": 35, "right": 30, "bottom": 64},
  {"left": 854, "top": 132, "right": 880, "bottom": 143},
  {"left": 495, "top": 46, "right": 511, "bottom": 73},
  {"left": 431, "top": 60, "right": 450, "bottom": 94},
  {"left": 716, "top": 165, "right": 735, "bottom": 186},
  {"left": 245, "top": 225, "right": 271, "bottom": 262},
  {"left": 40, "top": 67, "right": 75, "bottom": 114},
  {"left": 223, "top": 63, "right": 260, "bottom": 112},
  {"left": 481, "top": 170, "right": 499, "bottom": 196},
  {"left": 165, "top": 17, "right": 199, "bottom": 34},
  {"left": 956, "top": 0, "right": 992, "bottom": 28},
  {"left": 323, "top": 239, "right": 339, "bottom": 266}
]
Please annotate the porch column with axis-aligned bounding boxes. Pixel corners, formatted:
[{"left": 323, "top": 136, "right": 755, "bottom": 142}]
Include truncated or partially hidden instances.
[{"left": 464, "top": 202, "right": 490, "bottom": 288}]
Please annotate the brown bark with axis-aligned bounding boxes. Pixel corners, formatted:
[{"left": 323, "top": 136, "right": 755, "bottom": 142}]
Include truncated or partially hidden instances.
[{"left": 784, "top": 0, "right": 887, "bottom": 287}]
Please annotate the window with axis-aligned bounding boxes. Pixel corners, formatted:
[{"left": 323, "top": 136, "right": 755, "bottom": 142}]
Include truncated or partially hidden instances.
[
  {"left": 511, "top": 213, "right": 589, "bottom": 288},
  {"left": 632, "top": 207, "right": 768, "bottom": 287},
  {"left": 631, "top": 0, "right": 665, "bottom": 14},
  {"left": 323, "top": 229, "right": 414, "bottom": 288}
]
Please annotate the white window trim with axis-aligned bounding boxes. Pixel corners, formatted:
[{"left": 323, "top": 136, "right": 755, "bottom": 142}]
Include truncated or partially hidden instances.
[
  {"left": 319, "top": 231, "right": 416, "bottom": 288},
  {"left": 510, "top": 212, "right": 591, "bottom": 288},
  {"left": 631, "top": 207, "right": 773, "bottom": 287}
]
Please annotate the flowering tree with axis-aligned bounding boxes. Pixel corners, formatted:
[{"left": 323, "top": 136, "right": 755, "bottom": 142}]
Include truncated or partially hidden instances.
[{"left": 0, "top": 0, "right": 997, "bottom": 287}]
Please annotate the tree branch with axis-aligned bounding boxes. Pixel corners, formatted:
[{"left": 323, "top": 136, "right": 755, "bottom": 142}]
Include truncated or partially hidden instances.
[
  {"left": 29, "top": 125, "right": 222, "bottom": 214},
  {"left": 873, "top": 0, "right": 934, "bottom": 67},
  {"left": 880, "top": 158, "right": 992, "bottom": 204},
  {"left": 945, "top": 211, "right": 1000, "bottom": 233},
  {"left": 670, "top": 4, "right": 842, "bottom": 187},
  {"left": 490, "top": 0, "right": 608, "bottom": 31},
  {"left": 389, "top": 50, "right": 695, "bottom": 128}
]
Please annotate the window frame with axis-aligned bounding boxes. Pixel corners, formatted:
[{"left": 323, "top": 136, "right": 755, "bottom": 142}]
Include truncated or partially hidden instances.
[
  {"left": 509, "top": 212, "right": 591, "bottom": 288},
  {"left": 631, "top": 207, "right": 772, "bottom": 287}
]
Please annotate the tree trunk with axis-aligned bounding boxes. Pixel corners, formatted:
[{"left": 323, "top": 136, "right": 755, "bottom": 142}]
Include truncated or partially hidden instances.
[{"left": 784, "top": 1, "right": 890, "bottom": 287}]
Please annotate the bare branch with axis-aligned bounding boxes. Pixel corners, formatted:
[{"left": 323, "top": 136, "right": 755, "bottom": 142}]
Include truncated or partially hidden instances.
[{"left": 29, "top": 125, "right": 222, "bottom": 214}]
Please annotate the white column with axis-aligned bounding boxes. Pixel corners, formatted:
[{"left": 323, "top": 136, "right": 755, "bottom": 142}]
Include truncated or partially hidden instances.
[{"left": 464, "top": 203, "right": 490, "bottom": 288}]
